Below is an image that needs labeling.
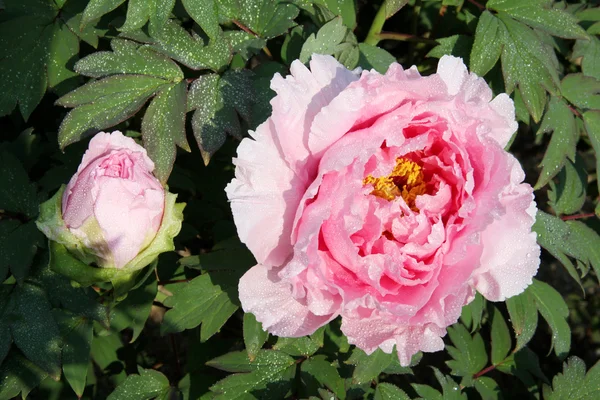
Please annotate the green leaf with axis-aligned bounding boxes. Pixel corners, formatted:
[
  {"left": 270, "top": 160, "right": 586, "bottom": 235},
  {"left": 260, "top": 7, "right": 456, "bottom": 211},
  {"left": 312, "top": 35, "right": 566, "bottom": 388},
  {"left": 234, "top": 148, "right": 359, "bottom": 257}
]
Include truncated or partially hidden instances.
[
  {"left": 321, "top": 0, "right": 356, "bottom": 29},
  {"left": 107, "top": 368, "right": 171, "bottom": 400},
  {"left": 535, "top": 96, "right": 577, "bottom": 189},
  {"left": 56, "top": 75, "right": 168, "bottom": 149},
  {"left": 432, "top": 367, "right": 467, "bottom": 400},
  {"left": 412, "top": 383, "right": 443, "bottom": 400},
  {"left": 544, "top": 356, "right": 600, "bottom": 400},
  {"left": 474, "top": 377, "right": 502, "bottom": 400},
  {"left": 149, "top": 19, "right": 231, "bottom": 71},
  {"left": 374, "top": 382, "right": 410, "bottom": 400},
  {"left": 496, "top": 347, "right": 548, "bottom": 391},
  {"left": 0, "top": 351, "right": 48, "bottom": 399},
  {"left": 498, "top": 14, "right": 559, "bottom": 122},
  {"left": 0, "top": 286, "right": 13, "bottom": 366},
  {"left": 47, "top": 20, "right": 80, "bottom": 95},
  {"left": 273, "top": 331, "right": 323, "bottom": 357},
  {"left": 445, "top": 324, "right": 487, "bottom": 378},
  {"left": 506, "top": 289, "right": 538, "bottom": 352},
  {"left": 573, "top": 37, "right": 600, "bottom": 81},
  {"left": 562, "top": 74, "right": 600, "bottom": 110},
  {"left": 529, "top": 279, "right": 571, "bottom": 359},
  {"left": 210, "top": 349, "right": 296, "bottom": 399},
  {"left": 0, "top": 221, "right": 43, "bottom": 283},
  {"left": 383, "top": 0, "right": 410, "bottom": 19},
  {"left": 182, "top": 0, "right": 221, "bottom": 39},
  {"left": 487, "top": 0, "right": 587, "bottom": 39},
  {"left": 90, "top": 333, "right": 126, "bottom": 384},
  {"left": 548, "top": 155, "right": 587, "bottom": 216},
  {"left": 564, "top": 220, "right": 600, "bottom": 284},
  {"left": 81, "top": 0, "right": 126, "bottom": 28},
  {"left": 489, "top": 305, "right": 511, "bottom": 365},
  {"left": 180, "top": 237, "right": 256, "bottom": 272},
  {"left": 357, "top": 43, "right": 396, "bottom": 74},
  {"left": 324, "top": 320, "right": 350, "bottom": 354},
  {"left": 207, "top": 350, "right": 255, "bottom": 373},
  {"left": 470, "top": 11, "right": 503, "bottom": 76},
  {"left": 161, "top": 274, "right": 238, "bottom": 340},
  {"left": 383, "top": 351, "right": 420, "bottom": 375},
  {"left": 218, "top": 0, "right": 299, "bottom": 39},
  {"left": 0, "top": 151, "right": 38, "bottom": 218},
  {"left": 189, "top": 70, "right": 255, "bottom": 164},
  {"left": 532, "top": 210, "right": 587, "bottom": 286},
  {"left": 464, "top": 292, "right": 485, "bottom": 332},
  {"left": 141, "top": 81, "right": 189, "bottom": 183},
  {"left": 243, "top": 313, "right": 268, "bottom": 362},
  {"left": 427, "top": 35, "right": 473, "bottom": 62},
  {"left": 110, "top": 277, "right": 158, "bottom": 342},
  {"left": 584, "top": 110, "right": 600, "bottom": 194},
  {"left": 9, "top": 283, "right": 62, "bottom": 379},
  {"left": 300, "top": 17, "right": 359, "bottom": 69},
  {"left": 120, "top": 0, "right": 175, "bottom": 33},
  {"left": 74, "top": 38, "right": 183, "bottom": 80},
  {"left": 301, "top": 355, "right": 346, "bottom": 400},
  {"left": 345, "top": 348, "right": 393, "bottom": 384},
  {"left": 61, "top": 0, "right": 108, "bottom": 48},
  {"left": 62, "top": 318, "right": 93, "bottom": 397},
  {"left": 0, "top": 0, "right": 56, "bottom": 119},
  {"left": 37, "top": 263, "right": 110, "bottom": 326},
  {"left": 226, "top": 30, "right": 266, "bottom": 60}
]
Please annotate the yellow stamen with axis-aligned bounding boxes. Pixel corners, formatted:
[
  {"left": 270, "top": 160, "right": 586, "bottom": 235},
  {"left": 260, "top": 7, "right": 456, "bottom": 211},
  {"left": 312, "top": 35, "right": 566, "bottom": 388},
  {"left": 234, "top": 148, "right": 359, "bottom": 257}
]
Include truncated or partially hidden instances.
[{"left": 363, "top": 158, "right": 427, "bottom": 211}]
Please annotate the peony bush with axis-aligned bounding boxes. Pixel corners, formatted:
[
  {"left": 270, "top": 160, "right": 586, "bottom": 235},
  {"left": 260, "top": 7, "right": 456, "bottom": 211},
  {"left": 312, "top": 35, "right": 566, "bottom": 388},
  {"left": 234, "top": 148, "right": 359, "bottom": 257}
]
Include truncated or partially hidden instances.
[{"left": 1, "top": 0, "right": 599, "bottom": 399}]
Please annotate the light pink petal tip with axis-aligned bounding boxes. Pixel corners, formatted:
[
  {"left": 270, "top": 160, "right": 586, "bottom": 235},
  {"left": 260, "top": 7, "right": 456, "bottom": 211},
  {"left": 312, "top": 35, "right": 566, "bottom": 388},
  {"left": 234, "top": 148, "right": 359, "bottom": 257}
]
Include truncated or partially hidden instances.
[
  {"left": 472, "top": 190, "right": 540, "bottom": 301},
  {"left": 238, "top": 264, "right": 335, "bottom": 337},
  {"left": 80, "top": 131, "right": 155, "bottom": 172}
]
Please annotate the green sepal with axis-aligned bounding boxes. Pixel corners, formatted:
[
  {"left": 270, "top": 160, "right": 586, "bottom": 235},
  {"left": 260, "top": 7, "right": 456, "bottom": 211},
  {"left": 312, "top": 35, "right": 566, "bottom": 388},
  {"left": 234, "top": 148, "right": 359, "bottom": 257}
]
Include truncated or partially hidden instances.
[
  {"left": 49, "top": 241, "right": 115, "bottom": 287},
  {"left": 36, "top": 185, "right": 96, "bottom": 264}
]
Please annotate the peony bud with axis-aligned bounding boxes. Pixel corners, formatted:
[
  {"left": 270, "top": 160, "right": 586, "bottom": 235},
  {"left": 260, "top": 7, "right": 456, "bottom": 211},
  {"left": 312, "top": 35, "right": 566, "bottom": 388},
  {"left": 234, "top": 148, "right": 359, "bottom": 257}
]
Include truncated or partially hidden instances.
[{"left": 37, "top": 131, "right": 184, "bottom": 286}]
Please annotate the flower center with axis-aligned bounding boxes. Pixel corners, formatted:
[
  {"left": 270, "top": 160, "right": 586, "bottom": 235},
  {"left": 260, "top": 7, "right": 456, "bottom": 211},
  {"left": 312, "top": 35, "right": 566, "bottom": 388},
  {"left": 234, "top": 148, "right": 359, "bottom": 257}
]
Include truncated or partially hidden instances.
[
  {"left": 98, "top": 153, "right": 134, "bottom": 179},
  {"left": 363, "top": 158, "right": 427, "bottom": 211}
]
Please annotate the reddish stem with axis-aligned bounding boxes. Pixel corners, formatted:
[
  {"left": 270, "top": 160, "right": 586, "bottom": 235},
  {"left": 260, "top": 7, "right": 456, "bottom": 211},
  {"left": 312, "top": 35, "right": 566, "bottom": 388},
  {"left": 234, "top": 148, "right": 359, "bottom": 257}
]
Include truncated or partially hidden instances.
[
  {"left": 232, "top": 20, "right": 258, "bottom": 36},
  {"left": 561, "top": 212, "right": 596, "bottom": 221},
  {"left": 466, "top": 0, "right": 485, "bottom": 10},
  {"left": 568, "top": 105, "right": 582, "bottom": 117},
  {"left": 473, "top": 364, "right": 497, "bottom": 379}
]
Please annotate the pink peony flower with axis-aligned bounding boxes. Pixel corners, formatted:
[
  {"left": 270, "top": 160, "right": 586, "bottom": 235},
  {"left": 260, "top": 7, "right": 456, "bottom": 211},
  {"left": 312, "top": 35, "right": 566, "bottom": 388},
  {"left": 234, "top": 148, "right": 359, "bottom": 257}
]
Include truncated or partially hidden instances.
[
  {"left": 61, "top": 131, "right": 165, "bottom": 269},
  {"left": 226, "top": 55, "right": 540, "bottom": 365}
]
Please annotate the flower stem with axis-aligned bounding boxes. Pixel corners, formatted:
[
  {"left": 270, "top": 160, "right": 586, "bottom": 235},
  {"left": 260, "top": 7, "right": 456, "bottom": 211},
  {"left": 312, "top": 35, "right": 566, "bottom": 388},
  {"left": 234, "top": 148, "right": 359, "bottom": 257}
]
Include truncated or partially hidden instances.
[
  {"left": 378, "top": 32, "right": 437, "bottom": 44},
  {"left": 232, "top": 19, "right": 257, "bottom": 36},
  {"left": 561, "top": 212, "right": 596, "bottom": 221},
  {"left": 473, "top": 364, "right": 497, "bottom": 379},
  {"left": 364, "top": 2, "right": 390, "bottom": 46},
  {"left": 466, "top": 0, "right": 485, "bottom": 11}
]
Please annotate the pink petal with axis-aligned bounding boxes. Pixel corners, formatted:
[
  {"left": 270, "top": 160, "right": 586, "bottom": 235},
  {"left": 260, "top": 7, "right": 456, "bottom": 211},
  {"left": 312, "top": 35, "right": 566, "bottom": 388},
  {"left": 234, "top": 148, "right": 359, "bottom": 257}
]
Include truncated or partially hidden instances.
[
  {"left": 238, "top": 263, "right": 335, "bottom": 337},
  {"left": 93, "top": 177, "right": 164, "bottom": 268},
  {"left": 489, "top": 93, "right": 519, "bottom": 147},
  {"left": 226, "top": 120, "right": 306, "bottom": 267},
  {"left": 436, "top": 55, "right": 468, "bottom": 96},
  {"left": 80, "top": 131, "right": 155, "bottom": 173},
  {"left": 270, "top": 54, "right": 359, "bottom": 175},
  {"left": 341, "top": 309, "right": 447, "bottom": 366},
  {"left": 471, "top": 159, "right": 540, "bottom": 301}
]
